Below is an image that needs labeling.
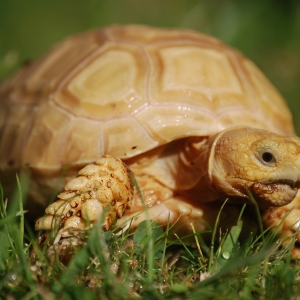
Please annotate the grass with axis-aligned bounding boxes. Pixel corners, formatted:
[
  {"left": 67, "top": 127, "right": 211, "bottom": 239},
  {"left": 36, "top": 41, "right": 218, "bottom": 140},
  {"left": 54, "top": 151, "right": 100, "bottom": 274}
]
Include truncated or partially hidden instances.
[{"left": 1, "top": 179, "right": 300, "bottom": 300}]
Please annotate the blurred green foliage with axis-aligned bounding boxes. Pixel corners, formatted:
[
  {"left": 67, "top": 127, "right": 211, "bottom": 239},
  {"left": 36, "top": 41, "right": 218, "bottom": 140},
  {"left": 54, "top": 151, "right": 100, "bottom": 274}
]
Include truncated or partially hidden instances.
[{"left": 0, "top": 0, "right": 299, "bottom": 131}]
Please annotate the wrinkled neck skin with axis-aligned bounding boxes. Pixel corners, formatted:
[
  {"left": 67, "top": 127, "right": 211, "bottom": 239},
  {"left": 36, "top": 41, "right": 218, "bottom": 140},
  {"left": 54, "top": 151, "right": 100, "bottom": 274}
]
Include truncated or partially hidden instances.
[
  {"left": 127, "top": 135, "right": 221, "bottom": 203},
  {"left": 175, "top": 135, "right": 222, "bottom": 202},
  {"left": 178, "top": 133, "right": 231, "bottom": 203}
]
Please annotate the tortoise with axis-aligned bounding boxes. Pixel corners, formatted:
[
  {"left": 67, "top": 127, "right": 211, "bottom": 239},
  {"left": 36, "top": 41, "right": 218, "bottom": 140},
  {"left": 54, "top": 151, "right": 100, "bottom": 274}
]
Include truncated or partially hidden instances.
[{"left": 1, "top": 25, "right": 300, "bottom": 255}]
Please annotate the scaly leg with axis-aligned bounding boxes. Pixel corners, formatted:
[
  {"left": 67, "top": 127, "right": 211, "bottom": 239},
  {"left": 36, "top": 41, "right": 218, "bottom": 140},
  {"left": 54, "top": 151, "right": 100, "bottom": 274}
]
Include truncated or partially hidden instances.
[{"left": 262, "top": 191, "right": 300, "bottom": 257}]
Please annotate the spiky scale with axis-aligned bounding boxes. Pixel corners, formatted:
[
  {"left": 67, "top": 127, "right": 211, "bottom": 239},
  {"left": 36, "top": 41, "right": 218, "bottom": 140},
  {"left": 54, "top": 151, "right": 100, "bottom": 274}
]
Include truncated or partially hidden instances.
[{"left": 35, "top": 155, "right": 134, "bottom": 233}]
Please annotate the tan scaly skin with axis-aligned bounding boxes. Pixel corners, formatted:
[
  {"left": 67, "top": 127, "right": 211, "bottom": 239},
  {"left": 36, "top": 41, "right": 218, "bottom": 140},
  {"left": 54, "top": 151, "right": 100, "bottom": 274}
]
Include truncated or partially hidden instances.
[
  {"left": 35, "top": 155, "right": 134, "bottom": 244},
  {"left": 36, "top": 127, "right": 300, "bottom": 256}
]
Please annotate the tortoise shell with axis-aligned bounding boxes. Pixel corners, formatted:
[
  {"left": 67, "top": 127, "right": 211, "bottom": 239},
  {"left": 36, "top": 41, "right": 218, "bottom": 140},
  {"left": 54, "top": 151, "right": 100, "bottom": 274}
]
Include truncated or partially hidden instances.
[{"left": 0, "top": 25, "right": 294, "bottom": 199}]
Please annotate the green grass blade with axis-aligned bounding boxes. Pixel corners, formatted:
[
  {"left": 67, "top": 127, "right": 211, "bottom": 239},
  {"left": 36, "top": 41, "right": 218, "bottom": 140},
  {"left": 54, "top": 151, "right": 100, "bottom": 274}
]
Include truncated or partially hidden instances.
[
  {"left": 16, "top": 174, "right": 24, "bottom": 247},
  {"left": 217, "top": 219, "right": 243, "bottom": 268},
  {"left": 247, "top": 189, "right": 264, "bottom": 240},
  {"left": 208, "top": 198, "right": 228, "bottom": 271},
  {"left": 130, "top": 173, "right": 155, "bottom": 289},
  {"left": 0, "top": 184, "right": 6, "bottom": 218}
]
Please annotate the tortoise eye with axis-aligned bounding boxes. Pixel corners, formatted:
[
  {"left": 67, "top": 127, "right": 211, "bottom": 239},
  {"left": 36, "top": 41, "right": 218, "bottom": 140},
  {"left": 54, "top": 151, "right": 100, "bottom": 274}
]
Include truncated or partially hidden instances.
[
  {"left": 251, "top": 139, "right": 280, "bottom": 167},
  {"left": 262, "top": 152, "right": 274, "bottom": 163},
  {"left": 260, "top": 151, "right": 277, "bottom": 166}
]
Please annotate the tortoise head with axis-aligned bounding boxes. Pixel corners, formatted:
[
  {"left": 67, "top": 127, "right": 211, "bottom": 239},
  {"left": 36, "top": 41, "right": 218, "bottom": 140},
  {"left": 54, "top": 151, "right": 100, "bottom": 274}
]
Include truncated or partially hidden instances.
[{"left": 209, "top": 127, "right": 300, "bottom": 208}]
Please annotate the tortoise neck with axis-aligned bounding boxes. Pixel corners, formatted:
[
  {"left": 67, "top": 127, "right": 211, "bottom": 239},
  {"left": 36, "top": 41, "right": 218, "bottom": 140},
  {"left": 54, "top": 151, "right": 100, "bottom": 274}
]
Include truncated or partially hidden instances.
[{"left": 178, "top": 136, "right": 221, "bottom": 202}]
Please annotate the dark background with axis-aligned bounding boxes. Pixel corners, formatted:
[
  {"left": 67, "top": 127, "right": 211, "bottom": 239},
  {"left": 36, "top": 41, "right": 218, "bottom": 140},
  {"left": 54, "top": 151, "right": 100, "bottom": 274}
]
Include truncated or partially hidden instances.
[{"left": 1, "top": 0, "right": 299, "bottom": 132}]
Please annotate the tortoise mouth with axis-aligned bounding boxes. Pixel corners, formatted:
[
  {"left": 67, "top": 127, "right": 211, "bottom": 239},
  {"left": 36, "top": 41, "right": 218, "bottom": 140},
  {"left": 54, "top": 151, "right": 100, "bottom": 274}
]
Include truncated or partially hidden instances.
[
  {"left": 259, "top": 178, "right": 300, "bottom": 189},
  {"left": 243, "top": 178, "right": 300, "bottom": 208},
  {"left": 278, "top": 179, "right": 300, "bottom": 187}
]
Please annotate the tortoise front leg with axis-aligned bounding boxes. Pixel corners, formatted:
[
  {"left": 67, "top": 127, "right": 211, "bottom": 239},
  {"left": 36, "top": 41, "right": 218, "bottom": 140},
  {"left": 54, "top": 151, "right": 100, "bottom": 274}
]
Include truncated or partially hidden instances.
[
  {"left": 262, "top": 192, "right": 300, "bottom": 258},
  {"left": 35, "top": 155, "right": 134, "bottom": 237}
]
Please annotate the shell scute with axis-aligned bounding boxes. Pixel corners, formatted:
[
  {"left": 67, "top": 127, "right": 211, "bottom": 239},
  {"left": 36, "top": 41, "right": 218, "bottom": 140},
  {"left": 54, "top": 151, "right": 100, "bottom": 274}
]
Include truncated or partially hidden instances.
[
  {"left": 149, "top": 46, "right": 251, "bottom": 109},
  {"left": 57, "top": 44, "right": 149, "bottom": 120}
]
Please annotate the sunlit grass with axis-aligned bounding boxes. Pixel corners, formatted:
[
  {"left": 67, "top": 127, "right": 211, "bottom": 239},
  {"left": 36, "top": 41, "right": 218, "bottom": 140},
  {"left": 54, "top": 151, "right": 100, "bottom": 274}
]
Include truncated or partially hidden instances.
[{"left": 1, "top": 179, "right": 300, "bottom": 299}]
